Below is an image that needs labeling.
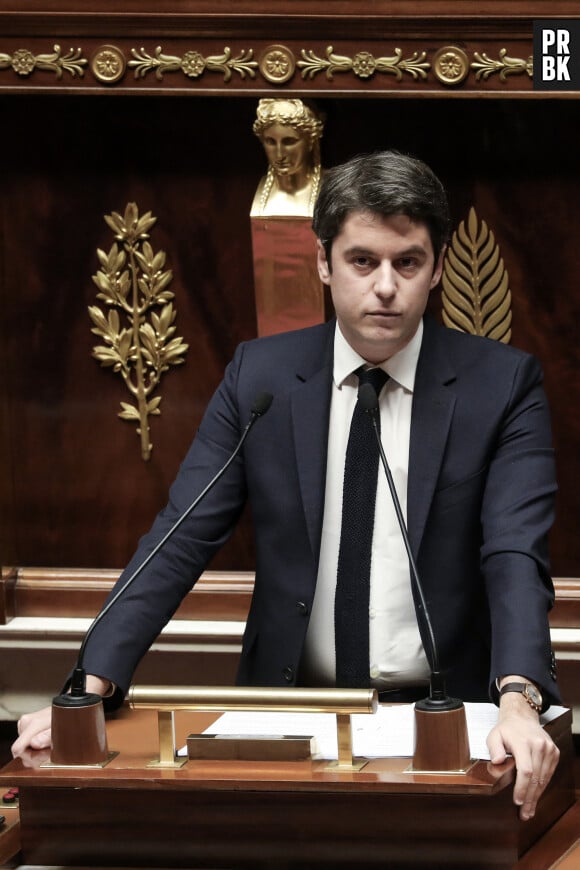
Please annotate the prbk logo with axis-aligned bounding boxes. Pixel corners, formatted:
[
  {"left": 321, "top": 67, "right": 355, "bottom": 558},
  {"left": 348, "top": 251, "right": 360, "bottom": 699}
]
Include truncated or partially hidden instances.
[{"left": 533, "top": 20, "right": 580, "bottom": 90}]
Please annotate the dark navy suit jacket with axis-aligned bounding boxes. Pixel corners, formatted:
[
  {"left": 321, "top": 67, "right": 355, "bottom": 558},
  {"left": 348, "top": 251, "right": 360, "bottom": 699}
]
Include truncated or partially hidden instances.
[{"left": 84, "top": 316, "right": 560, "bottom": 707}]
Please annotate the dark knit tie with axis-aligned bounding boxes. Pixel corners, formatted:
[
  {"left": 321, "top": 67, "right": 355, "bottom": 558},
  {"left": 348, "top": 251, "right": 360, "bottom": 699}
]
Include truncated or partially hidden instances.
[{"left": 335, "top": 366, "right": 388, "bottom": 688}]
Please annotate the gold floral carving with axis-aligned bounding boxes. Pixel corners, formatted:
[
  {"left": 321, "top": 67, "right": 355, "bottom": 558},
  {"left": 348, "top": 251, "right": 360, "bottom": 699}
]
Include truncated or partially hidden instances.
[
  {"left": 259, "top": 45, "right": 296, "bottom": 84},
  {"left": 0, "top": 42, "right": 534, "bottom": 89},
  {"left": 91, "top": 45, "right": 126, "bottom": 84},
  {"left": 298, "top": 46, "right": 430, "bottom": 81},
  {"left": 471, "top": 49, "right": 532, "bottom": 82},
  {"left": 433, "top": 46, "right": 469, "bottom": 86},
  {"left": 89, "top": 203, "right": 189, "bottom": 461},
  {"left": 129, "top": 46, "right": 258, "bottom": 81},
  {"left": 0, "top": 45, "right": 87, "bottom": 78},
  {"left": 442, "top": 207, "right": 512, "bottom": 344}
]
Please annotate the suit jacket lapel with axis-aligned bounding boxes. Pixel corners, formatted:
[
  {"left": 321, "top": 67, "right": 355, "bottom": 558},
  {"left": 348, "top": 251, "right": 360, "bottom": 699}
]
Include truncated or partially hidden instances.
[
  {"left": 290, "top": 320, "right": 335, "bottom": 559},
  {"left": 408, "top": 318, "right": 457, "bottom": 558},
  {"left": 287, "top": 317, "right": 457, "bottom": 564}
]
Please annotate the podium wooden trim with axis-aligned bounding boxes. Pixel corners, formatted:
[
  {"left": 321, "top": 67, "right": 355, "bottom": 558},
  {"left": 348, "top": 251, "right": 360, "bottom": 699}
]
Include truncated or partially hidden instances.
[
  {"left": 0, "top": 806, "right": 20, "bottom": 867},
  {"left": 0, "top": 706, "right": 575, "bottom": 868}
]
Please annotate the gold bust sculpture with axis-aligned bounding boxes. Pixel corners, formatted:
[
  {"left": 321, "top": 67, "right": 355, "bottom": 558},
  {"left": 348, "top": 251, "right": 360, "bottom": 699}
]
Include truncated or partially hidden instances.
[{"left": 251, "top": 98, "right": 324, "bottom": 218}]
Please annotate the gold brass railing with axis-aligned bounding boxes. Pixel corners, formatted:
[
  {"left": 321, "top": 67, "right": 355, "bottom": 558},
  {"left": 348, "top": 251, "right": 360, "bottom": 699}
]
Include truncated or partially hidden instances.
[{"left": 128, "top": 685, "right": 378, "bottom": 770}]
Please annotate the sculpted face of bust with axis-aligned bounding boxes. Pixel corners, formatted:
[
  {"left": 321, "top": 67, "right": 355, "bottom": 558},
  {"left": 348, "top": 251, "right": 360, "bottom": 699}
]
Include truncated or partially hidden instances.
[
  {"left": 251, "top": 98, "right": 324, "bottom": 217},
  {"left": 261, "top": 122, "right": 312, "bottom": 182}
]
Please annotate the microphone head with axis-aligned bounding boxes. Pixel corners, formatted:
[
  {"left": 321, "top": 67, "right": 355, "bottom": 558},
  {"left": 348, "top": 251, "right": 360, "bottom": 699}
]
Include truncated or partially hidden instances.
[
  {"left": 358, "top": 382, "right": 379, "bottom": 413},
  {"left": 251, "top": 392, "right": 273, "bottom": 417},
  {"left": 70, "top": 665, "right": 88, "bottom": 698}
]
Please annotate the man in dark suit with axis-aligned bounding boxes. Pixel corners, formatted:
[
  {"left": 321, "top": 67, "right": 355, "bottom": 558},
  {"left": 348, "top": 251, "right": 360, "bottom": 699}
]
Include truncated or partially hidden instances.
[{"left": 13, "top": 150, "right": 560, "bottom": 820}]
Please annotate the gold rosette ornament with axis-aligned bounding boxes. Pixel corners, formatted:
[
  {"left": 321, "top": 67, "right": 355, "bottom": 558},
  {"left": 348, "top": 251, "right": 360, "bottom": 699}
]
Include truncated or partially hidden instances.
[{"left": 89, "top": 203, "right": 188, "bottom": 460}]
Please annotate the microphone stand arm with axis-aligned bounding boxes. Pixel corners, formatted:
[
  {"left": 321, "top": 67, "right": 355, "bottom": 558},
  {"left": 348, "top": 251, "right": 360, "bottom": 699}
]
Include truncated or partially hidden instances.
[
  {"left": 358, "top": 386, "right": 470, "bottom": 771},
  {"left": 72, "top": 405, "right": 264, "bottom": 694},
  {"left": 367, "top": 409, "right": 446, "bottom": 703}
]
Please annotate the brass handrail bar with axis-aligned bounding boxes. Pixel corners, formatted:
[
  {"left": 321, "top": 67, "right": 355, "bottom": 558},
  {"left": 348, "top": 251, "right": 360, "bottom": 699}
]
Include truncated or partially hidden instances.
[{"left": 128, "top": 685, "right": 378, "bottom": 770}]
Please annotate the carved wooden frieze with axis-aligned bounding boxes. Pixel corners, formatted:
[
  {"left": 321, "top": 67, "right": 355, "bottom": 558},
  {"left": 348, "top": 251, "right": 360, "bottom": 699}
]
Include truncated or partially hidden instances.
[
  {"left": 0, "top": 44, "right": 87, "bottom": 79},
  {"left": 0, "top": 39, "right": 538, "bottom": 95}
]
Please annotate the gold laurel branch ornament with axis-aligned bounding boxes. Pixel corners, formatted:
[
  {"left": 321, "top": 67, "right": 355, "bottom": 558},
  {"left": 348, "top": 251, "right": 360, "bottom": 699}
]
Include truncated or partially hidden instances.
[
  {"left": 89, "top": 203, "right": 189, "bottom": 461},
  {"left": 442, "top": 207, "right": 512, "bottom": 343}
]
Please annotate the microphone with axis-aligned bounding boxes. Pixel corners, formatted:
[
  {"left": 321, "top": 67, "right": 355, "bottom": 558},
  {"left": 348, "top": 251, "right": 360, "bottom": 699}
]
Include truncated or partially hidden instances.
[
  {"left": 358, "top": 382, "right": 445, "bottom": 703},
  {"left": 358, "top": 382, "right": 470, "bottom": 771},
  {"left": 50, "top": 391, "right": 274, "bottom": 765},
  {"left": 71, "top": 390, "right": 273, "bottom": 697}
]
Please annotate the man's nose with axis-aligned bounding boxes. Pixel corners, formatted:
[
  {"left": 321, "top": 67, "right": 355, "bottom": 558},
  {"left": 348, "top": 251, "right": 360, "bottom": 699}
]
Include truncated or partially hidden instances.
[{"left": 373, "top": 262, "right": 397, "bottom": 297}]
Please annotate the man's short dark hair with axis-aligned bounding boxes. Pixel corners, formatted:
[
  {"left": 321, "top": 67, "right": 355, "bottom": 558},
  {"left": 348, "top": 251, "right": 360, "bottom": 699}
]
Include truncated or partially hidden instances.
[{"left": 312, "top": 150, "right": 450, "bottom": 266}]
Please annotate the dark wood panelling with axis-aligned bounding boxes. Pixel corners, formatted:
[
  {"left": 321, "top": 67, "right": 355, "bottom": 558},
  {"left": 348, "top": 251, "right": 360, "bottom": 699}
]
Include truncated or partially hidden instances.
[
  {"left": 0, "top": 2, "right": 579, "bottom": 580},
  {"left": 1, "top": 95, "right": 579, "bottom": 575},
  {"left": 0, "top": 1, "right": 563, "bottom": 99},
  {"left": 1, "top": 0, "right": 579, "bottom": 26},
  {"left": 0, "top": 94, "right": 261, "bottom": 569}
]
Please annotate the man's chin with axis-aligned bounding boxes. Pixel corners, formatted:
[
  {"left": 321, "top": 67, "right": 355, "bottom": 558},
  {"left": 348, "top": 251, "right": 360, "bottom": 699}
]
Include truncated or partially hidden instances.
[{"left": 358, "top": 328, "right": 412, "bottom": 362}]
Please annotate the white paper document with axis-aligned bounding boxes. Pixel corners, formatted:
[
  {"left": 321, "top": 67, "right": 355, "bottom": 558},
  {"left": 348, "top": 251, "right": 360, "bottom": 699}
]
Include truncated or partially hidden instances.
[{"left": 194, "top": 703, "right": 566, "bottom": 761}]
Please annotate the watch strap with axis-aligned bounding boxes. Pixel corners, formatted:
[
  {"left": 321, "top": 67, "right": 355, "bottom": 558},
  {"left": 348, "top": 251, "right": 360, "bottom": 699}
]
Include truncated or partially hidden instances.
[{"left": 499, "top": 681, "right": 542, "bottom": 711}]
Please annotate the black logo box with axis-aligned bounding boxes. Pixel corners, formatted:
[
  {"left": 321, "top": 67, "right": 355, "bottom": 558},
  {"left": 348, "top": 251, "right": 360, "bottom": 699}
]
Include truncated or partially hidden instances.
[{"left": 533, "top": 20, "right": 580, "bottom": 90}]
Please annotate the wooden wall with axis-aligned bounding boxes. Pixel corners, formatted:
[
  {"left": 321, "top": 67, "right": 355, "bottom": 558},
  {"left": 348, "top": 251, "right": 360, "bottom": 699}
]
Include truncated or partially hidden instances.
[{"left": 0, "top": 1, "right": 579, "bottom": 579}]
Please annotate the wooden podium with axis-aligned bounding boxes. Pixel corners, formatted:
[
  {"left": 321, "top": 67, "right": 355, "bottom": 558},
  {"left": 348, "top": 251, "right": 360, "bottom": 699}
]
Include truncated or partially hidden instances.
[{"left": 0, "top": 706, "right": 576, "bottom": 869}]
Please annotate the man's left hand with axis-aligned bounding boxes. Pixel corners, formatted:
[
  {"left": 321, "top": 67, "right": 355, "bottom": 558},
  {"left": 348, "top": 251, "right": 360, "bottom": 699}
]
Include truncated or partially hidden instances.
[{"left": 487, "top": 682, "right": 560, "bottom": 821}]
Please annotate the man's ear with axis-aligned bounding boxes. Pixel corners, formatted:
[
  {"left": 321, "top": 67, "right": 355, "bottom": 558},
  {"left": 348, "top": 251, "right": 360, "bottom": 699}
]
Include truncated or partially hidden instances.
[
  {"left": 430, "top": 244, "right": 447, "bottom": 289},
  {"left": 316, "top": 239, "right": 331, "bottom": 285}
]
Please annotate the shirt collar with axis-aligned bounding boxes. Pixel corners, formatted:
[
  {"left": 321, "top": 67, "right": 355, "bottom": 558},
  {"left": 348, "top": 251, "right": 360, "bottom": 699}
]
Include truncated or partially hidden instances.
[{"left": 333, "top": 318, "right": 423, "bottom": 393}]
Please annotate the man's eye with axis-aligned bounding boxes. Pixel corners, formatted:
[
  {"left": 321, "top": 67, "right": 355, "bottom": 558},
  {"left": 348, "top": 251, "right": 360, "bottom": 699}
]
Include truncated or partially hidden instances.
[
  {"left": 353, "top": 257, "right": 372, "bottom": 268},
  {"left": 398, "top": 258, "right": 418, "bottom": 270}
]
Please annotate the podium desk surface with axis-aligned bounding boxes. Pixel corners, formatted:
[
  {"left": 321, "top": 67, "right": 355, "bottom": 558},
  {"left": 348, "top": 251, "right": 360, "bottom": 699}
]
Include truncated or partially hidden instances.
[
  {"left": 0, "top": 706, "right": 527, "bottom": 793},
  {"left": 0, "top": 706, "right": 576, "bottom": 869}
]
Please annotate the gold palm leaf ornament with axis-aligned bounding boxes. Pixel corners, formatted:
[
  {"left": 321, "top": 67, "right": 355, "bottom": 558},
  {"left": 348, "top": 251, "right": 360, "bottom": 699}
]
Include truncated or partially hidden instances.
[
  {"left": 89, "top": 203, "right": 189, "bottom": 461},
  {"left": 441, "top": 207, "right": 512, "bottom": 344}
]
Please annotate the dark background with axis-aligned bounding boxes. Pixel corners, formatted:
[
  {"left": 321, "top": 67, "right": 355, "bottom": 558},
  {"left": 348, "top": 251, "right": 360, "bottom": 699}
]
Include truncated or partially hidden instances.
[{"left": 0, "top": 94, "right": 578, "bottom": 575}]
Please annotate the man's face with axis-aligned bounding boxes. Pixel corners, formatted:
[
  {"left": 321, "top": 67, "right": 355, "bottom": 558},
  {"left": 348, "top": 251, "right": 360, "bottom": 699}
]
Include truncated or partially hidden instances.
[
  {"left": 261, "top": 123, "right": 310, "bottom": 178},
  {"left": 317, "top": 210, "right": 444, "bottom": 364}
]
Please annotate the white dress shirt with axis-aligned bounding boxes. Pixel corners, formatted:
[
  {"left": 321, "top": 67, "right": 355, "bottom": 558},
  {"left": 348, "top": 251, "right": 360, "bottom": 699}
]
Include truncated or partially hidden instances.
[{"left": 300, "top": 321, "right": 430, "bottom": 690}]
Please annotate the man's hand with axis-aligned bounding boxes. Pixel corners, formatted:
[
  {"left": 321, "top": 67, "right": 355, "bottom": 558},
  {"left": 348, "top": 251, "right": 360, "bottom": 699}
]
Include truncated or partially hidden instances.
[
  {"left": 12, "top": 705, "right": 52, "bottom": 756},
  {"left": 11, "top": 675, "right": 112, "bottom": 758},
  {"left": 487, "top": 677, "right": 560, "bottom": 821}
]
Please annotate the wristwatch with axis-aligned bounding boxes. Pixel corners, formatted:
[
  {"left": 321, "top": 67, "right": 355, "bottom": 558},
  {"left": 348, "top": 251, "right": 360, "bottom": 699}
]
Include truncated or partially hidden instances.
[{"left": 499, "top": 681, "right": 543, "bottom": 712}]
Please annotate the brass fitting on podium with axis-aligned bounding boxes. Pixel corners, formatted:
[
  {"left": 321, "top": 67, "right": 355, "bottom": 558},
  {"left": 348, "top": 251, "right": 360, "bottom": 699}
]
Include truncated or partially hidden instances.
[{"left": 128, "top": 685, "right": 378, "bottom": 770}]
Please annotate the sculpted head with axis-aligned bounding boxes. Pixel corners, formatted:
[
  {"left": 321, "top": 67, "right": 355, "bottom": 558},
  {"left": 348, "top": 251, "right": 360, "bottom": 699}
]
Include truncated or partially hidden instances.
[{"left": 253, "top": 99, "right": 324, "bottom": 180}]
